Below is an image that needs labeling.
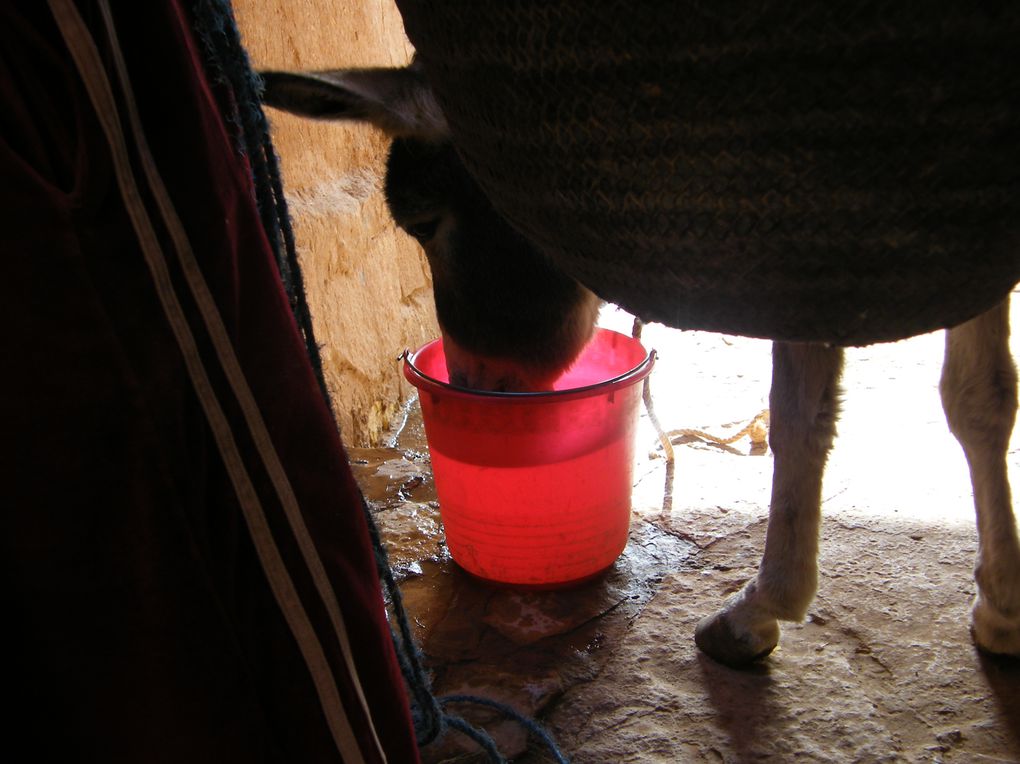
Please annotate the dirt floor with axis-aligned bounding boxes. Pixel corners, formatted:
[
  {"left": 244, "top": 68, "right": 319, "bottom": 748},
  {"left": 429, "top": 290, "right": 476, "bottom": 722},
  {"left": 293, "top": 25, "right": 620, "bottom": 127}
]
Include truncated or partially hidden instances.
[{"left": 351, "top": 294, "right": 1020, "bottom": 763}]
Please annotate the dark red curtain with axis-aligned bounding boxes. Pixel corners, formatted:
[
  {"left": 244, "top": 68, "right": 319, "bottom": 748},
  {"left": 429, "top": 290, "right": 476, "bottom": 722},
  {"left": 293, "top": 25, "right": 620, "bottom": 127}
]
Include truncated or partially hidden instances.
[{"left": 1, "top": 2, "right": 419, "bottom": 761}]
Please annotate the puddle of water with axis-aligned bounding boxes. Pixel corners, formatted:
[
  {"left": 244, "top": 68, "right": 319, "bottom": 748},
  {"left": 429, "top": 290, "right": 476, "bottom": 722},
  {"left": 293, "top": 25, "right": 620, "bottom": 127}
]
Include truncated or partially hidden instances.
[{"left": 349, "top": 401, "right": 448, "bottom": 577}]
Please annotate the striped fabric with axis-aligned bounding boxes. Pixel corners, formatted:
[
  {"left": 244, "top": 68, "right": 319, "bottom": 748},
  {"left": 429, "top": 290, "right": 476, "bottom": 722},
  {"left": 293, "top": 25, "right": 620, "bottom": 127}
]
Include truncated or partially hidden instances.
[{"left": 2, "top": 1, "right": 419, "bottom": 760}]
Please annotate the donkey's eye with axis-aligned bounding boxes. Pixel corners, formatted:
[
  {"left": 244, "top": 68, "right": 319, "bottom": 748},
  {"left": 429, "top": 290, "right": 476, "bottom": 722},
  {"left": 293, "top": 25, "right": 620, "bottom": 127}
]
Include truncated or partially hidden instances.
[{"left": 405, "top": 218, "right": 441, "bottom": 243}]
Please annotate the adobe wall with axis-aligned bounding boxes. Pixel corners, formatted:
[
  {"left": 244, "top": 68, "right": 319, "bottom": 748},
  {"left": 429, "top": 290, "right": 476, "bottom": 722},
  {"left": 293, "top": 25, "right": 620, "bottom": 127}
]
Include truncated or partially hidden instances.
[{"left": 234, "top": 0, "right": 438, "bottom": 446}]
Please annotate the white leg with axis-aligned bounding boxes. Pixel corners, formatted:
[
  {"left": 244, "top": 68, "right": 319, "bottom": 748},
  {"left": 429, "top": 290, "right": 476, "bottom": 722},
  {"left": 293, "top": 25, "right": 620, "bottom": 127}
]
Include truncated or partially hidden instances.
[
  {"left": 696, "top": 342, "right": 844, "bottom": 666},
  {"left": 940, "top": 298, "right": 1020, "bottom": 656}
]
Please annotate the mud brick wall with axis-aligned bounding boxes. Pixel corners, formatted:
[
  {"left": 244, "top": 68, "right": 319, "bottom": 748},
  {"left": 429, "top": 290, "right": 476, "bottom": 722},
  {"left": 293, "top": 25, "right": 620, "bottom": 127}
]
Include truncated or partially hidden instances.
[{"left": 234, "top": 0, "right": 438, "bottom": 445}]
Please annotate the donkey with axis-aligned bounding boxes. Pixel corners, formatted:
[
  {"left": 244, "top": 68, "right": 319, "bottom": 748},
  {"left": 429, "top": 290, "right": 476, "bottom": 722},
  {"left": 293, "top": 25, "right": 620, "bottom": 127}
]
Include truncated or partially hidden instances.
[{"left": 259, "top": 62, "right": 1020, "bottom": 667}]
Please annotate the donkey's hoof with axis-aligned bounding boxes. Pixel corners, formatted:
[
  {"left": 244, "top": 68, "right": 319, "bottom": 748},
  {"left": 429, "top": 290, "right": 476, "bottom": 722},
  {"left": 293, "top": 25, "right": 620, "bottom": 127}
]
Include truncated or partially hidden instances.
[
  {"left": 971, "top": 599, "right": 1020, "bottom": 658},
  {"left": 694, "top": 610, "right": 780, "bottom": 667}
]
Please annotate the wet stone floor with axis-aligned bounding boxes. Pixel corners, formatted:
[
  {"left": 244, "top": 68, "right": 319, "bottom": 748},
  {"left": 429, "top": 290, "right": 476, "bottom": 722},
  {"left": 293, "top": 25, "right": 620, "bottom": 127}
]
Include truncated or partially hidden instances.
[{"left": 349, "top": 304, "right": 1020, "bottom": 763}]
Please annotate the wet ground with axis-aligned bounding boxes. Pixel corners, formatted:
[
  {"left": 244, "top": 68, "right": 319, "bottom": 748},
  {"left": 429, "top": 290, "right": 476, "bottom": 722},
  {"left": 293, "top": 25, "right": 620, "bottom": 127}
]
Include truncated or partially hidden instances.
[{"left": 350, "top": 298, "right": 1020, "bottom": 763}]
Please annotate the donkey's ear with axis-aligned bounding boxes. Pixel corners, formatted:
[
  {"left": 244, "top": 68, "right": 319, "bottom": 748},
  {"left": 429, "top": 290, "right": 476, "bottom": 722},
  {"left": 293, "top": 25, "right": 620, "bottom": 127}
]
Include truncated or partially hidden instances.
[{"left": 259, "top": 63, "right": 448, "bottom": 141}]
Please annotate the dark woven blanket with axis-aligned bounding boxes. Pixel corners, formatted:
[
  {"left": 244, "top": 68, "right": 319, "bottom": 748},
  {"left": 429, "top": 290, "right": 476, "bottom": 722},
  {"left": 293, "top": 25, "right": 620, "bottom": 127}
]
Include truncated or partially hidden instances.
[{"left": 397, "top": 1, "right": 1019, "bottom": 343}]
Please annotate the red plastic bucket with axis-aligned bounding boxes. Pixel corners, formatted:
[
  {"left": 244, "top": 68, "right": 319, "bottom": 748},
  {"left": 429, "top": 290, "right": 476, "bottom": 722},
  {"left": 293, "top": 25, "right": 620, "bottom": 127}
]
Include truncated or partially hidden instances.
[{"left": 403, "top": 328, "right": 655, "bottom": 587}]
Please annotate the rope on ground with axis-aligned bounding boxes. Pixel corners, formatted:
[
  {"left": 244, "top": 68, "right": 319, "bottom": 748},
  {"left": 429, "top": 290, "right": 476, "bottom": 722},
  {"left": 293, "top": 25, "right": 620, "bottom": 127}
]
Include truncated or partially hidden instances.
[{"left": 666, "top": 409, "right": 770, "bottom": 452}]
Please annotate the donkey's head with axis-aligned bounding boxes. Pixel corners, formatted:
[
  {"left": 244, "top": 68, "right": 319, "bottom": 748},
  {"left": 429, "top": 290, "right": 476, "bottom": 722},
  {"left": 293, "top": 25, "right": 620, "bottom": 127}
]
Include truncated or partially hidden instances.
[{"left": 260, "top": 62, "right": 601, "bottom": 391}]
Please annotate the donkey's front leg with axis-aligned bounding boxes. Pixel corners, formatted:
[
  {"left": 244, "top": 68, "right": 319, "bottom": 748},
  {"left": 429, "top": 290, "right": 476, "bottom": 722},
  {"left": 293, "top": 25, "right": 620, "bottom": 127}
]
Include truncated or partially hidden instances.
[
  {"left": 696, "top": 342, "right": 844, "bottom": 666},
  {"left": 940, "top": 298, "right": 1020, "bottom": 656}
]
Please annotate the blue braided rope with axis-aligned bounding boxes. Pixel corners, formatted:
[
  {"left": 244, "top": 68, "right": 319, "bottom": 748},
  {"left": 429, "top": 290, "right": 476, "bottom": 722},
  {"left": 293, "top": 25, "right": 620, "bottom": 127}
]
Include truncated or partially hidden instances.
[
  {"left": 189, "top": 3, "right": 569, "bottom": 761},
  {"left": 444, "top": 715, "right": 506, "bottom": 763},
  {"left": 191, "top": 0, "right": 327, "bottom": 401},
  {"left": 442, "top": 695, "right": 569, "bottom": 764}
]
